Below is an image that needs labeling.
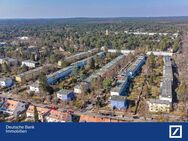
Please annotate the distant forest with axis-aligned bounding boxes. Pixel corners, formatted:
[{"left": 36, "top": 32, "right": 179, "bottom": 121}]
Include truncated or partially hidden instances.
[{"left": 0, "top": 17, "right": 186, "bottom": 53}]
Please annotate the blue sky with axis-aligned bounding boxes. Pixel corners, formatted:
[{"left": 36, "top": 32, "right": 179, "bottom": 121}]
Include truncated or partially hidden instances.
[{"left": 0, "top": 0, "right": 188, "bottom": 18}]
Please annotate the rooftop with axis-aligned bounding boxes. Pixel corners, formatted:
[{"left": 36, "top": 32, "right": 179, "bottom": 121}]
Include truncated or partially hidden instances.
[
  {"left": 85, "top": 55, "right": 124, "bottom": 83},
  {"left": 111, "top": 77, "right": 129, "bottom": 93},
  {"left": 84, "top": 73, "right": 98, "bottom": 83},
  {"left": 0, "top": 57, "right": 17, "bottom": 62},
  {"left": 13, "top": 102, "right": 28, "bottom": 117},
  {"left": 26, "top": 105, "right": 50, "bottom": 115},
  {"left": 74, "top": 82, "right": 89, "bottom": 89},
  {"left": 22, "top": 60, "right": 38, "bottom": 64},
  {"left": 127, "top": 55, "right": 145, "bottom": 73},
  {"left": 163, "top": 56, "right": 173, "bottom": 81},
  {"left": 160, "top": 56, "right": 173, "bottom": 98},
  {"left": 0, "top": 77, "right": 12, "bottom": 82},
  {"left": 79, "top": 113, "right": 125, "bottom": 122},
  {"left": 57, "top": 89, "right": 73, "bottom": 95},
  {"left": 161, "top": 80, "right": 172, "bottom": 98},
  {"left": 110, "top": 95, "right": 127, "bottom": 101},
  {"left": 62, "top": 48, "right": 98, "bottom": 62},
  {"left": 47, "top": 110, "right": 71, "bottom": 121},
  {"left": 47, "top": 66, "right": 72, "bottom": 79},
  {"left": 17, "top": 66, "right": 44, "bottom": 77},
  {"left": 65, "top": 52, "right": 88, "bottom": 61},
  {"left": 149, "top": 99, "right": 171, "bottom": 105},
  {"left": 97, "top": 55, "right": 124, "bottom": 75},
  {"left": 163, "top": 56, "right": 171, "bottom": 63}
]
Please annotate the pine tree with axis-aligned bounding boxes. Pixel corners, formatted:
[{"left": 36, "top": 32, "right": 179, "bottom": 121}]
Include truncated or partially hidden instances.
[
  {"left": 34, "top": 106, "right": 39, "bottom": 122},
  {"left": 89, "top": 58, "right": 95, "bottom": 69},
  {"left": 2, "top": 62, "right": 10, "bottom": 73}
]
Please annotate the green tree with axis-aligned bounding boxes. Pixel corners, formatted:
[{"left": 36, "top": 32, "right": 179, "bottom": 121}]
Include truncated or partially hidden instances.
[
  {"left": 2, "top": 62, "right": 10, "bottom": 73},
  {"left": 148, "top": 53, "right": 155, "bottom": 67},
  {"left": 177, "top": 81, "right": 187, "bottom": 101},
  {"left": 39, "top": 74, "right": 48, "bottom": 93},
  {"left": 172, "top": 42, "right": 179, "bottom": 53},
  {"left": 72, "top": 65, "right": 78, "bottom": 77},
  {"left": 102, "top": 78, "right": 112, "bottom": 90},
  {"left": 80, "top": 71, "right": 86, "bottom": 81},
  {"left": 172, "top": 37, "right": 180, "bottom": 53},
  {"left": 59, "top": 60, "right": 69, "bottom": 67},
  {"left": 96, "top": 97, "right": 103, "bottom": 109},
  {"left": 88, "top": 58, "right": 95, "bottom": 69},
  {"left": 38, "top": 73, "right": 54, "bottom": 95},
  {"left": 34, "top": 106, "right": 39, "bottom": 122}
]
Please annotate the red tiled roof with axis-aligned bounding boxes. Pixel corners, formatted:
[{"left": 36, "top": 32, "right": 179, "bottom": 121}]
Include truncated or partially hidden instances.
[
  {"left": 26, "top": 105, "right": 50, "bottom": 116},
  {"left": 79, "top": 114, "right": 124, "bottom": 122},
  {"left": 47, "top": 110, "right": 70, "bottom": 121}
]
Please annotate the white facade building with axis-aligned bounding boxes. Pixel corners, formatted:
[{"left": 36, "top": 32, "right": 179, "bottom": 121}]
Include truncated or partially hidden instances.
[
  {"left": 146, "top": 51, "right": 173, "bottom": 57},
  {"left": 29, "top": 82, "right": 40, "bottom": 93},
  {"left": 147, "top": 99, "right": 171, "bottom": 113},
  {"left": 22, "top": 60, "right": 38, "bottom": 68},
  {"left": 18, "top": 36, "right": 29, "bottom": 40},
  {"left": 74, "top": 82, "right": 89, "bottom": 94},
  {"left": 110, "top": 91, "right": 120, "bottom": 96}
]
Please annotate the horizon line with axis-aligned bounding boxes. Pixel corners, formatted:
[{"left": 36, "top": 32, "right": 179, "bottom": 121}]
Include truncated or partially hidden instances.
[{"left": 0, "top": 16, "right": 188, "bottom": 20}]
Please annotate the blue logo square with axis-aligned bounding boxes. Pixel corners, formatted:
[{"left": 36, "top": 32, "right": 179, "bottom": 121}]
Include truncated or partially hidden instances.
[{"left": 169, "top": 125, "right": 182, "bottom": 139}]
